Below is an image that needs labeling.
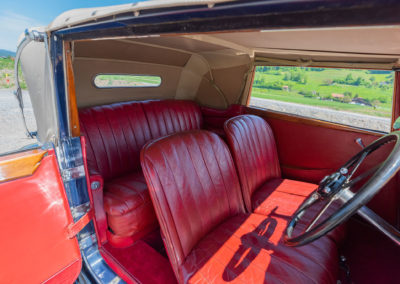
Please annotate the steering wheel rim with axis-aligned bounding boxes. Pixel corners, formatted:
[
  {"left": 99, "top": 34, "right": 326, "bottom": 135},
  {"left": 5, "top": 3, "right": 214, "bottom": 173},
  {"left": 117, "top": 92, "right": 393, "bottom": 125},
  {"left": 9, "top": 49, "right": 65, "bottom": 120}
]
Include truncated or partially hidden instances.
[{"left": 285, "top": 132, "right": 400, "bottom": 247}]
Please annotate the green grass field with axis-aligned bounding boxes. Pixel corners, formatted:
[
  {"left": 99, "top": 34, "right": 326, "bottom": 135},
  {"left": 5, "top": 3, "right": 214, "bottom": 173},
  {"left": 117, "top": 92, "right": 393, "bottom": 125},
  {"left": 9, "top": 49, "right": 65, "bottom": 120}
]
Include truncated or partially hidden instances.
[
  {"left": 252, "top": 67, "right": 394, "bottom": 117},
  {"left": 95, "top": 74, "right": 161, "bottom": 87},
  {"left": 0, "top": 57, "right": 26, "bottom": 89}
]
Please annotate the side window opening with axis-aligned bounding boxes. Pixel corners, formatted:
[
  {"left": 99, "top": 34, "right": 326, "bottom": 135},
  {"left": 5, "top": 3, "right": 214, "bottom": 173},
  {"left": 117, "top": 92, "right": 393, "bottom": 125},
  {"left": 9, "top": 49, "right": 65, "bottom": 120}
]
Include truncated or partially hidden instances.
[
  {"left": 249, "top": 66, "right": 394, "bottom": 132},
  {"left": 93, "top": 74, "right": 162, "bottom": 88},
  {"left": 0, "top": 56, "right": 38, "bottom": 155}
]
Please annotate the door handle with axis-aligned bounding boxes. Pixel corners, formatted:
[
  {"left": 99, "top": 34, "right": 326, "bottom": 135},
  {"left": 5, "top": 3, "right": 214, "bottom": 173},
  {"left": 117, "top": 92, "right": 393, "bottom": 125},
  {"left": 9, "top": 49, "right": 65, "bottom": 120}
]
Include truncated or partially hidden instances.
[{"left": 355, "top": 138, "right": 365, "bottom": 149}]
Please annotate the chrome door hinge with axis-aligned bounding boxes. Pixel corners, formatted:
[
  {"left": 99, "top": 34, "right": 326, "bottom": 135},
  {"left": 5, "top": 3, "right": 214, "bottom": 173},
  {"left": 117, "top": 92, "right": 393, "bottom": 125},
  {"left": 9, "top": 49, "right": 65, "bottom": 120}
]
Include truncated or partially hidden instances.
[
  {"left": 67, "top": 207, "right": 93, "bottom": 239},
  {"left": 61, "top": 164, "right": 85, "bottom": 181}
]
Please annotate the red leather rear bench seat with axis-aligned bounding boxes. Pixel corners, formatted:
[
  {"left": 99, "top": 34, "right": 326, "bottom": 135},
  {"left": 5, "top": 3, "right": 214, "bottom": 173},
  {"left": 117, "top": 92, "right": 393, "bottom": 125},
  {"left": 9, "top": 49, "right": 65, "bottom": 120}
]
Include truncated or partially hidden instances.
[{"left": 79, "top": 100, "right": 203, "bottom": 246}]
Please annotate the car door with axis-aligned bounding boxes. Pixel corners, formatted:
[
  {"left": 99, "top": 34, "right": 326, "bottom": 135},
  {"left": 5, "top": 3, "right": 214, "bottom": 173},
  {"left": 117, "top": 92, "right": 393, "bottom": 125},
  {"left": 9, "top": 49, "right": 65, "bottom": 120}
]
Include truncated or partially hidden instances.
[
  {"left": 246, "top": 67, "right": 400, "bottom": 226},
  {"left": 0, "top": 148, "right": 82, "bottom": 283}
]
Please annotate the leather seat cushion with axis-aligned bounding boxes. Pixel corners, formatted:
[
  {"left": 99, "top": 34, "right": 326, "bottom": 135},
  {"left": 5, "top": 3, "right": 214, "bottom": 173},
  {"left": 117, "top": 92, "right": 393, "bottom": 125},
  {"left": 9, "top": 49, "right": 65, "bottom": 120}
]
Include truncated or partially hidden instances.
[
  {"left": 141, "top": 130, "right": 340, "bottom": 283},
  {"left": 252, "top": 178, "right": 345, "bottom": 243},
  {"left": 252, "top": 178, "right": 317, "bottom": 217},
  {"left": 182, "top": 213, "right": 339, "bottom": 284},
  {"left": 104, "top": 172, "right": 158, "bottom": 238}
]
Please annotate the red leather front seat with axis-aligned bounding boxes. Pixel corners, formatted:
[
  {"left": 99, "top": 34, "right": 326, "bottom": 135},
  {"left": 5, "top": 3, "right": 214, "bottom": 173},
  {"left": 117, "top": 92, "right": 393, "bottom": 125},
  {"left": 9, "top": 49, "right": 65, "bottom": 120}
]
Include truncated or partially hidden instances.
[
  {"left": 224, "top": 115, "right": 345, "bottom": 242},
  {"left": 141, "top": 130, "right": 339, "bottom": 283}
]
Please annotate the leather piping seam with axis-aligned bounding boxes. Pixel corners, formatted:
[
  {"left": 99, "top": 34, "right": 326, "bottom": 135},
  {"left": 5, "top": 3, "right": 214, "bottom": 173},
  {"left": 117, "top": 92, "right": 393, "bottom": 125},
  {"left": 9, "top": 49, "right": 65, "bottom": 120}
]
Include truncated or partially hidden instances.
[{"left": 142, "top": 155, "right": 183, "bottom": 279}]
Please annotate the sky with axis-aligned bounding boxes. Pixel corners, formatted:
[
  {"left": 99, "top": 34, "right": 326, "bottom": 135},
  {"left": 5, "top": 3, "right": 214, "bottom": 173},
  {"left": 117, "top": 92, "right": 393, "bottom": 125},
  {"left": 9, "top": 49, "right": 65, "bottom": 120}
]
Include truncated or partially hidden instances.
[{"left": 0, "top": 0, "right": 144, "bottom": 51}]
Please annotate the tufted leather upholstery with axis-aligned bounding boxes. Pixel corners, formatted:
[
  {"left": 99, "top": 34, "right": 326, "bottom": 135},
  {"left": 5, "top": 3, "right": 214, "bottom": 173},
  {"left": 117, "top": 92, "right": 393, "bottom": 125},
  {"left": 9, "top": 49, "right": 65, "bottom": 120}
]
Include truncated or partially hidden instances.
[
  {"left": 141, "top": 130, "right": 339, "bottom": 283},
  {"left": 79, "top": 102, "right": 151, "bottom": 180},
  {"left": 79, "top": 100, "right": 203, "bottom": 244},
  {"left": 141, "top": 131, "right": 244, "bottom": 266},
  {"left": 142, "top": 100, "right": 203, "bottom": 138},
  {"left": 224, "top": 115, "right": 281, "bottom": 212},
  {"left": 225, "top": 115, "right": 345, "bottom": 243}
]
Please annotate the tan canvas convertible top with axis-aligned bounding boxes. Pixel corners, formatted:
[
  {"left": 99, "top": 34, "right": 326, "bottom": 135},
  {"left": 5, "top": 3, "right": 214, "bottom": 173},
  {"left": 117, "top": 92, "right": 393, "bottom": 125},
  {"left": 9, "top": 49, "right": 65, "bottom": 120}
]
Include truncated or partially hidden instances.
[
  {"left": 48, "top": 0, "right": 233, "bottom": 31},
  {"left": 17, "top": 0, "right": 400, "bottom": 145}
]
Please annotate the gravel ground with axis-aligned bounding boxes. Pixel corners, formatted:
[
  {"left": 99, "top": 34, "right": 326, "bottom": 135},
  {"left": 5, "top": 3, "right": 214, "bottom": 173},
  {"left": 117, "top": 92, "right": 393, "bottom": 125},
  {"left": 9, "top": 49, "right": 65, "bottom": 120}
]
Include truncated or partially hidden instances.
[
  {"left": 0, "top": 90, "right": 390, "bottom": 155},
  {"left": 0, "top": 89, "right": 37, "bottom": 154},
  {"left": 250, "top": 97, "right": 391, "bottom": 133}
]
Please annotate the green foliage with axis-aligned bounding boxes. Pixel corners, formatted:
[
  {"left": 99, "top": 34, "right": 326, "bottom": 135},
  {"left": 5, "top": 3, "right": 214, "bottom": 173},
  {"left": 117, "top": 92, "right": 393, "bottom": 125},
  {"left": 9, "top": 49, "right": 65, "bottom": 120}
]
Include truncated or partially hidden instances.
[
  {"left": 299, "top": 90, "right": 318, "bottom": 98},
  {"left": 372, "top": 99, "right": 381, "bottom": 107},
  {"left": 255, "top": 80, "right": 285, "bottom": 90},
  {"left": 343, "top": 91, "right": 352, "bottom": 98},
  {"left": 333, "top": 73, "right": 368, "bottom": 86},
  {"left": 343, "top": 96, "right": 352, "bottom": 103},
  {"left": 282, "top": 70, "right": 307, "bottom": 84},
  {"left": 0, "top": 57, "right": 27, "bottom": 89},
  {"left": 252, "top": 66, "right": 394, "bottom": 118},
  {"left": 0, "top": 56, "right": 14, "bottom": 69}
]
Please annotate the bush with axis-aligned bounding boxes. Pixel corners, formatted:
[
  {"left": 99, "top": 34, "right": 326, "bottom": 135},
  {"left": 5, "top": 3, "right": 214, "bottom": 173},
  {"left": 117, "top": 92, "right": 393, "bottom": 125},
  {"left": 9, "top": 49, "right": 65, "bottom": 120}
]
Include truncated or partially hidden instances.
[
  {"left": 378, "top": 97, "right": 388, "bottom": 103},
  {"left": 299, "top": 90, "right": 317, "bottom": 98},
  {"left": 255, "top": 80, "right": 286, "bottom": 90},
  {"left": 343, "top": 96, "right": 352, "bottom": 103},
  {"left": 283, "top": 72, "right": 290, "bottom": 80},
  {"left": 333, "top": 74, "right": 367, "bottom": 86},
  {"left": 372, "top": 100, "right": 380, "bottom": 107},
  {"left": 263, "top": 81, "right": 285, "bottom": 90}
]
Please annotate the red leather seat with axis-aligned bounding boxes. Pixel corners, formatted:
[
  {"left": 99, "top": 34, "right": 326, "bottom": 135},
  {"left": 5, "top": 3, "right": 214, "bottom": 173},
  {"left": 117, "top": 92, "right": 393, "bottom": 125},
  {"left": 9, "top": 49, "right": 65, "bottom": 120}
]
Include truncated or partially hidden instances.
[
  {"left": 141, "top": 130, "right": 339, "bottom": 283},
  {"left": 79, "top": 100, "right": 203, "bottom": 245},
  {"left": 142, "top": 100, "right": 203, "bottom": 138},
  {"left": 224, "top": 115, "right": 345, "bottom": 242},
  {"left": 103, "top": 172, "right": 157, "bottom": 238}
]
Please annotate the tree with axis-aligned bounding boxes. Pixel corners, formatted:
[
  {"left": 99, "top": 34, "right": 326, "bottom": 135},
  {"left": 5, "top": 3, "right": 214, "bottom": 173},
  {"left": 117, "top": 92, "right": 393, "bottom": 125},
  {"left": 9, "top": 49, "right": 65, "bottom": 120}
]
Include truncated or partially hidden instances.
[
  {"left": 354, "top": 77, "right": 362, "bottom": 86},
  {"left": 344, "top": 91, "right": 352, "bottom": 98},
  {"left": 378, "top": 97, "right": 388, "bottom": 103},
  {"left": 372, "top": 99, "right": 380, "bottom": 109},
  {"left": 302, "top": 74, "right": 308, "bottom": 84},
  {"left": 343, "top": 96, "right": 352, "bottom": 103},
  {"left": 283, "top": 72, "right": 290, "bottom": 81}
]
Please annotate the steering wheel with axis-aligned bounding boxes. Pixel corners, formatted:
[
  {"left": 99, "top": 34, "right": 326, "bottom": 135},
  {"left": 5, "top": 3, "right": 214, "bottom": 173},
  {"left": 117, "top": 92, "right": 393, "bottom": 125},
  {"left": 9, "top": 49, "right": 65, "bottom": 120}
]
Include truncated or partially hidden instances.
[{"left": 285, "top": 132, "right": 400, "bottom": 247}]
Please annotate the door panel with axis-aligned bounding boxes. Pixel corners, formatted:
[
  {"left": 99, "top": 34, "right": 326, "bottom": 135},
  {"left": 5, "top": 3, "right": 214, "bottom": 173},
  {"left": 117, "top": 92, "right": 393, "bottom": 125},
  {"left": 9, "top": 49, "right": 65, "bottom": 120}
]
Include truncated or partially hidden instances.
[
  {"left": 0, "top": 149, "right": 82, "bottom": 283},
  {"left": 247, "top": 107, "right": 399, "bottom": 225}
]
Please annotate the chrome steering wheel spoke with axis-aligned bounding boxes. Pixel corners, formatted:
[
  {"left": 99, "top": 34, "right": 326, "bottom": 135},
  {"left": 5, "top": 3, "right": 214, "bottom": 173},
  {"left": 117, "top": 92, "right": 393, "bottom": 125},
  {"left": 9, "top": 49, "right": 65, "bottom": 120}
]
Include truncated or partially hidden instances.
[
  {"left": 356, "top": 206, "right": 400, "bottom": 246},
  {"left": 304, "top": 197, "right": 336, "bottom": 233},
  {"left": 285, "top": 132, "right": 400, "bottom": 247}
]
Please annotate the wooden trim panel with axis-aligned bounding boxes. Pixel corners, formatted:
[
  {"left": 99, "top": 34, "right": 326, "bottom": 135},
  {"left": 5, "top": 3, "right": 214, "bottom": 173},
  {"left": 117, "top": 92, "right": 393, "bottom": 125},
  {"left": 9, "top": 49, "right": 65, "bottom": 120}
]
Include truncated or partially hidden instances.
[
  {"left": 64, "top": 41, "right": 80, "bottom": 137},
  {"left": 0, "top": 149, "right": 47, "bottom": 182},
  {"left": 246, "top": 106, "right": 383, "bottom": 137}
]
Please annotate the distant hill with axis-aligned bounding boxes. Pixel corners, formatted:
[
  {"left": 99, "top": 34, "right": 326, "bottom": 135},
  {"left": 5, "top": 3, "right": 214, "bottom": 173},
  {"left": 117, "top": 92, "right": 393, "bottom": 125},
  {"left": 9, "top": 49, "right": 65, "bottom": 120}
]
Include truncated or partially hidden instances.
[{"left": 0, "top": 49, "right": 16, "bottom": 58}]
